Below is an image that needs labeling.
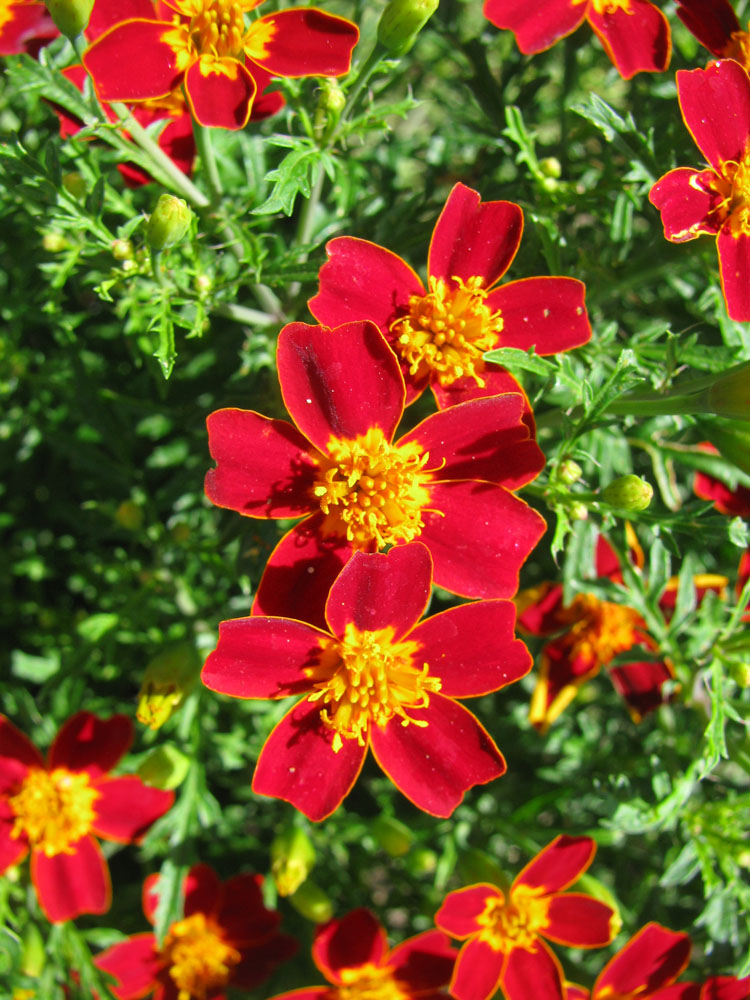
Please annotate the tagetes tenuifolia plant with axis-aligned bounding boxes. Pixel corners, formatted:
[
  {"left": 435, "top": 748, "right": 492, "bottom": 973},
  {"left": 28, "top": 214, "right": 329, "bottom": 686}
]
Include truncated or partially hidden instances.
[
  {"left": 436, "top": 835, "right": 618, "bottom": 1000},
  {"left": 309, "top": 182, "right": 591, "bottom": 412},
  {"left": 202, "top": 542, "right": 532, "bottom": 819},
  {"left": 650, "top": 59, "right": 750, "bottom": 322},
  {"left": 0, "top": 711, "right": 173, "bottom": 922},
  {"left": 204, "top": 320, "right": 546, "bottom": 628},
  {"left": 676, "top": 0, "right": 750, "bottom": 69},
  {"left": 82, "top": 0, "right": 359, "bottom": 129},
  {"left": 269, "top": 907, "right": 456, "bottom": 1000},
  {"left": 481, "top": 0, "right": 670, "bottom": 79},
  {"left": 95, "top": 863, "right": 297, "bottom": 1000}
]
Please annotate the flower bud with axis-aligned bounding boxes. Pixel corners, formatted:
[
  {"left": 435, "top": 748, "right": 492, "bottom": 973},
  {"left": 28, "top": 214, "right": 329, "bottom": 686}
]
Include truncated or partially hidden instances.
[
  {"left": 288, "top": 879, "right": 334, "bottom": 923},
  {"left": 408, "top": 847, "right": 437, "bottom": 875},
  {"left": 539, "top": 157, "right": 562, "bottom": 179},
  {"left": 111, "top": 238, "right": 134, "bottom": 261},
  {"left": 730, "top": 661, "right": 750, "bottom": 688},
  {"left": 137, "top": 743, "right": 191, "bottom": 790},
  {"left": 371, "top": 814, "right": 414, "bottom": 857},
  {"left": 45, "top": 0, "right": 94, "bottom": 38},
  {"left": 136, "top": 642, "right": 199, "bottom": 730},
  {"left": 600, "top": 474, "right": 653, "bottom": 512},
  {"left": 557, "top": 459, "right": 582, "bottom": 485},
  {"left": 114, "top": 499, "right": 143, "bottom": 530},
  {"left": 146, "top": 194, "right": 192, "bottom": 252},
  {"left": 568, "top": 501, "right": 589, "bottom": 521},
  {"left": 62, "top": 172, "right": 86, "bottom": 199},
  {"left": 318, "top": 78, "right": 346, "bottom": 117},
  {"left": 20, "top": 923, "right": 44, "bottom": 978},
  {"left": 377, "top": 0, "right": 439, "bottom": 56},
  {"left": 271, "top": 827, "right": 316, "bottom": 896},
  {"left": 43, "top": 232, "right": 68, "bottom": 253}
]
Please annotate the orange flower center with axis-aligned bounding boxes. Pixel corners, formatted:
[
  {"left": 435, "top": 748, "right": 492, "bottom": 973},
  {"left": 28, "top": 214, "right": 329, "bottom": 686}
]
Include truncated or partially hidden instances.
[
  {"left": 562, "top": 594, "right": 643, "bottom": 666},
  {"left": 161, "top": 912, "right": 241, "bottom": 1000},
  {"left": 389, "top": 276, "right": 501, "bottom": 387},
  {"left": 476, "top": 885, "right": 550, "bottom": 953},
  {"left": 706, "top": 148, "right": 750, "bottom": 238},
  {"left": 581, "top": 0, "right": 632, "bottom": 12},
  {"left": 167, "top": 0, "right": 251, "bottom": 64},
  {"left": 313, "top": 427, "right": 437, "bottom": 549},
  {"left": 726, "top": 28, "right": 750, "bottom": 69},
  {"left": 8, "top": 767, "right": 98, "bottom": 857},
  {"left": 334, "top": 963, "right": 409, "bottom": 1000},
  {"left": 306, "top": 623, "right": 441, "bottom": 753}
]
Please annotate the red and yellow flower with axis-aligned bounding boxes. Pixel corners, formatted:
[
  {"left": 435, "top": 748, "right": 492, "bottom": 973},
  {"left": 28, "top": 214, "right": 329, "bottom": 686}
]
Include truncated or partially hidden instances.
[
  {"left": 309, "top": 182, "right": 591, "bottom": 412},
  {"left": 95, "top": 862, "right": 297, "bottom": 999},
  {"left": 650, "top": 59, "right": 750, "bottom": 322},
  {"left": 0, "top": 0, "right": 57, "bottom": 56},
  {"left": 202, "top": 542, "right": 532, "bottom": 820},
  {"left": 436, "top": 835, "right": 618, "bottom": 1000},
  {"left": 269, "top": 908, "right": 456, "bottom": 1000},
  {"left": 481, "top": 0, "right": 670, "bottom": 79},
  {"left": 0, "top": 711, "right": 173, "bottom": 922},
  {"left": 205, "top": 319, "right": 546, "bottom": 627},
  {"left": 676, "top": 0, "right": 750, "bottom": 71},
  {"left": 693, "top": 442, "right": 750, "bottom": 517},
  {"left": 82, "top": 0, "right": 359, "bottom": 129}
]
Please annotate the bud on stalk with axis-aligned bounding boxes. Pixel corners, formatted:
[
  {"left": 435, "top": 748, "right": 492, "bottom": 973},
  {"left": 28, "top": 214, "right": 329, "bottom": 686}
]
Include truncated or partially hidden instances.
[
  {"left": 600, "top": 475, "right": 653, "bottom": 512},
  {"left": 271, "top": 827, "right": 316, "bottom": 896},
  {"left": 137, "top": 743, "right": 191, "bottom": 789},
  {"left": 146, "top": 194, "right": 192, "bottom": 252},
  {"left": 137, "top": 642, "right": 199, "bottom": 729},
  {"left": 45, "top": 0, "right": 94, "bottom": 38},
  {"left": 377, "top": 0, "right": 439, "bottom": 56},
  {"left": 288, "top": 879, "right": 334, "bottom": 923}
]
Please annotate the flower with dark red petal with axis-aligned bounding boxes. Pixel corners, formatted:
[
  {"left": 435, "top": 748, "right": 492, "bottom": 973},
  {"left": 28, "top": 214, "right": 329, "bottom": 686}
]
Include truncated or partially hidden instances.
[
  {"left": 205, "top": 319, "right": 546, "bottom": 627},
  {"left": 95, "top": 862, "right": 297, "bottom": 999},
  {"left": 0, "top": 711, "right": 173, "bottom": 923},
  {"left": 693, "top": 443, "right": 750, "bottom": 517},
  {"left": 83, "top": 0, "right": 358, "bottom": 130},
  {"left": 0, "top": 1, "right": 58, "bottom": 56},
  {"left": 676, "top": 0, "right": 750, "bottom": 70},
  {"left": 481, "top": 0, "right": 670, "bottom": 79},
  {"left": 650, "top": 59, "right": 750, "bottom": 322},
  {"left": 436, "top": 835, "right": 618, "bottom": 1000},
  {"left": 202, "top": 542, "right": 532, "bottom": 820},
  {"left": 309, "top": 182, "right": 591, "bottom": 412}
]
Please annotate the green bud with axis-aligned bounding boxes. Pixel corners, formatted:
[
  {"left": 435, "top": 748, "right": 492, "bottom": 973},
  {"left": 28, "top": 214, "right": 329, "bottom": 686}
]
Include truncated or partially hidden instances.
[
  {"left": 318, "top": 78, "right": 346, "bottom": 117},
  {"left": 568, "top": 501, "right": 589, "bottom": 521},
  {"left": 146, "top": 194, "right": 192, "bottom": 252},
  {"left": 557, "top": 459, "right": 582, "bottom": 485},
  {"left": 111, "top": 238, "right": 134, "bottom": 261},
  {"left": 114, "top": 499, "right": 143, "bottom": 530},
  {"left": 20, "top": 924, "right": 45, "bottom": 978},
  {"left": 271, "top": 827, "right": 316, "bottom": 896},
  {"left": 408, "top": 847, "right": 437, "bottom": 875},
  {"left": 136, "top": 642, "right": 199, "bottom": 730},
  {"left": 288, "top": 879, "right": 334, "bottom": 923},
  {"left": 42, "top": 232, "right": 68, "bottom": 253},
  {"left": 540, "top": 176, "right": 558, "bottom": 193},
  {"left": 62, "top": 172, "right": 87, "bottom": 199},
  {"left": 600, "top": 474, "right": 653, "bottom": 512},
  {"left": 457, "top": 847, "right": 507, "bottom": 888},
  {"left": 729, "top": 661, "right": 750, "bottom": 688},
  {"left": 45, "top": 0, "right": 95, "bottom": 38},
  {"left": 539, "top": 157, "right": 562, "bottom": 179},
  {"left": 137, "top": 743, "right": 191, "bottom": 790},
  {"left": 377, "top": 0, "right": 439, "bottom": 56},
  {"left": 371, "top": 814, "right": 414, "bottom": 857}
]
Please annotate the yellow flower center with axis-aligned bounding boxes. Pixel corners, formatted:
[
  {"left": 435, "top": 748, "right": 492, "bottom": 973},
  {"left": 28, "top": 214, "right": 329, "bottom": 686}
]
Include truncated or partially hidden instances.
[
  {"left": 161, "top": 912, "right": 241, "bottom": 1000},
  {"left": 335, "top": 963, "right": 409, "bottom": 1000},
  {"left": 580, "top": 0, "right": 632, "bottom": 12},
  {"left": 726, "top": 28, "right": 750, "bottom": 69},
  {"left": 389, "top": 276, "right": 501, "bottom": 388},
  {"left": 306, "top": 623, "right": 441, "bottom": 753},
  {"left": 165, "top": 0, "right": 252, "bottom": 66},
  {"left": 476, "top": 885, "right": 550, "bottom": 953},
  {"left": 562, "top": 594, "right": 643, "bottom": 666},
  {"left": 8, "top": 767, "right": 98, "bottom": 857},
  {"left": 313, "top": 427, "right": 437, "bottom": 549},
  {"left": 706, "top": 148, "right": 750, "bottom": 239}
]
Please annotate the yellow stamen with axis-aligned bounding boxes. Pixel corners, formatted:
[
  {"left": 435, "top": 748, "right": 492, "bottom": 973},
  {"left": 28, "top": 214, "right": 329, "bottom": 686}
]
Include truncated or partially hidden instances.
[
  {"left": 476, "top": 885, "right": 550, "bottom": 953},
  {"left": 703, "top": 147, "right": 750, "bottom": 238},
  {"left": 560, "top": 594, "right": 643, "bottom": 666},
  {"left": 161, "top": 912, "right": 241, "bottom": 1000},
  {"left": 8, "top": 768, "right": 98, "bottom": 857},
  {"left": 306, "top": 623, "right": 441, "bottom": 753},
  {"left": 164, "top": 0, "right": 253, "bottom": 67},
  {"left": 335, "top": 963, "right": 409, "bottom": 1000},
  {"left": 577, "top": 0, "right": 632, "bottom": 12},
  {"left": 725, "top": 27, "right": 750, "bottom": 70},
  {"left": 389, "top": 275, "right": 501, "bottom": 388}
]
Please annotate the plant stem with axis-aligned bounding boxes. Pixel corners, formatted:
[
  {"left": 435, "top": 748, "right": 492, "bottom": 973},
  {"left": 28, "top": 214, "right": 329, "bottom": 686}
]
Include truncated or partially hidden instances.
[
  {"left": 151, "top": 250, "right": 166, "bottom": 287},
  {"left": 287, "top": 164, "right": 326, "bottom": 299},
  {"left": 213, "top": 302, "right": 276, "bottom": 326},
  {"left": 193, "top": 120, "right": 223, "bottom": 208},
  {"left": 338, "top": 42, "right": 386, "bottom": 129}
]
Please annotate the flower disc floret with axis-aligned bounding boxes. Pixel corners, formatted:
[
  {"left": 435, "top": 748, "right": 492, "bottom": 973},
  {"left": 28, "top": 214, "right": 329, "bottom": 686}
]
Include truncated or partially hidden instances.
[
  {"left": 162, "top": 911, "right": 241, "bottom": 1000},
  {"left": 705, "top": 149, "right": 750, "bottom": 238},
  {"left": 476, "top": 885, "right": 550, "bottom": 954},
  {"left": 8, "top": 767, "right": 98, "bottom": 857},
  {"left": 561, "top": 594, "right": 644, "bottom": 665},
  {"left": 585, "top": 0, "right": 631, "bottom": 13},
  {"left": 180, "top": 0, "right": 246, "bottom": 59},
  {"left": 336, "top": 962, "right": 410, "bottom": 1000}
]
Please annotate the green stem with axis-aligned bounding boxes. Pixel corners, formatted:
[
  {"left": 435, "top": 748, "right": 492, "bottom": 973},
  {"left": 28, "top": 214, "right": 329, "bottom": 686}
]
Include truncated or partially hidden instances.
[
  {"left": 287, "top": 164, "right": 326, "bottom": 299},
  {"left": 337, "top": 43, "right": 387, "bottom": 131},
  {"left": 213, "top": 302, "right": 276, "bottom": 326},
  {"left": 193, "top": 121, "right": 223, "bottom": 208},
  {"left": 605, "top": 392, "right": 699, "bottom": 418},
  {"left": 151, "top": 250, "right": 166, "bottom": 288}
]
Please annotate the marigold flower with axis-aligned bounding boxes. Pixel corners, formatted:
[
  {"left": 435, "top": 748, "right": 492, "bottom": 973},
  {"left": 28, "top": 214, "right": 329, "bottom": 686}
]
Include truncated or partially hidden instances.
[
  {"left": 309, "top": 183, "right": 591, "bottom": 412},
  {"left": 650, "top": 59, "right": 750, "bottom": 322},
  {"left": 95, "top": 862, "right": 297, "bottom": 999},
  {"left": 693, "top": 442, "right": 750, "bottom": 517},
  {"left": 436, "top": 835, "right": 618, "bottom": 1000},
  {"left": 0, "top": 1, "right": 57, "bottom": 56},
  {"left": 82, "top": 0, "right": 359, "bottom": 130},
  {"left": 0, "top": 711, "right": 173, "bottom": 922},
  {"left": 202, "top": 542, "right": 532, "bottom": 819},
  {"left": 269, "top": 908, "right": 456, "bottom": 1000},
  {"left": 481, "top": 0, "right": 670, "bottom": 80},
  {"left": 676, "top": 0, "right": 750, "bottom": 71},
  {"left": 205, "top": 320, "right": 546, "bottom": 626}
]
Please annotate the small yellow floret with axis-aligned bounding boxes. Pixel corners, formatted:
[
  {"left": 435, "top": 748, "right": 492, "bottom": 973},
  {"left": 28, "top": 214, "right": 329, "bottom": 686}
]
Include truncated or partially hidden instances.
[
  {"left": 476, "top": 884, "right": 550, "bottom": 953},
  {"left": 8, "top": 767, "right": 98, "bottom": 857},
  {"left": 162, "top": 912, "right": 241, "bottom": 1000}
]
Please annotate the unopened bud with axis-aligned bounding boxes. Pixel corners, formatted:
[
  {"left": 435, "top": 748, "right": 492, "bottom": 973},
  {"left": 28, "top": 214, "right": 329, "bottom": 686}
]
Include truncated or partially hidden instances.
[
  {"left": 136, "top": 642, "right": 199, "bottom": 729},
  {"left": 408, "top": 847, "right": 437, "bottom": 875},
  {"left": 137, "top": 743, "right": 191, "bottom": 790},
  {"left": 62, "top": 172, "right": 86, "bottom": 199},
  {"left": 20, "top": 924, "right": 44, "bottom": 978},
  {"left": 45, "top": 0, "right": 94, "bottom": 38},
  {"left": 730, "top": 661, "right": 750, "bottom": 688},
  {"left": 540, "top": 176, "right": 558, "bottom": 193},
  {"left": 318, "top": 78, "right": 346, "bottom": 117},
  {"left": 111, "top": 238, "right": 134, "bottom": 261},
  {"left": 377, "top": 0, "right": 439, "bottom": 56},
  {"left": 558, "top": 459, "right": 582, "bottom": 485},
  {"left": 601, "top": 474, "right": 653, "bottom": 512},
  {"left": 271, "top": 827, "right": 316, "bottom": 896},
  {"left": 43, "top": 232, "right": 68, "bottom": 252},
  {"left": 288, "top": 879, "right": 334, "bottom": 923},
  {"left": 146, "top": 194, "right": 192, "bottom": 252},
  {"left": 568, "top": 501, "right": 589, "bottom": 521},
  {"left": 539, "top": 157, "right": 562, "bottom": 179},
  {"left": 115, "top": 499, "right": 143, "bottom": 530},
  {"left": 371, "top": 814, "right": 413, "bottom": 857}
]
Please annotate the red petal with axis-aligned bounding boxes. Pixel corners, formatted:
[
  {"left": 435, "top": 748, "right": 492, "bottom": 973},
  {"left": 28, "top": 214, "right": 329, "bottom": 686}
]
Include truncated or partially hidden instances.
[
  {"left": 202, "top": 616, "right": 326, "bottom": 698},
  {"left": 431, "top": 366, "right": 534, "bottom": 423},
  {"left": 701, "top": 977, "right": 750, "bottom": 1000},
  {"left": 83, "top": 20, "right": 181, "bottom": 101},
  {"left": 529, "top": 644, "right": 599, "bottom": 732},
  {"left": 143, "top": 872, "right": 160, "bottom": 923},
  {"left": 0, "top": 715, "right": 43, "bottom": 793},
  {"left": 325, "top": 544, "right": 432, "bottom": 641},
  {"left": 248, "top": 64, "right": 285, "bottom": 120},
  {"left": 91, "top": 776, "right": 174, "bottom": 843},
  {"left": 420, "top": 481, "right": 546, "bottom": 599},
  {"left": 265, "top": 992, "right": 328, "bottom": 1000},
  {"left": 487, "top": 277, "right": 591, "bottom": 354},
  {"left": 156, "top": 112, "right": 195, "bottom": 178},
  {"left": 277, "top": 321, "right": 405, "bottom": 454},
  {"left": 32, "top": 835, "right": 111, "bottom": 922},
  {"left": 313, "top": 909, "right": 388, "bottom": 982},
  {"left": 0, "top": 2, "right": 57, "bottom": 57},
  {"left": 184, "top": 55, "right": 256, "bottom": 130},
  {"left": 649, "top": 168, "right": 721, "bottom": 242},
  {"left": 252, "top": 700, "right": 367, "bottom": 821},
  {"left": 516, "top": 582, "right": 566, "bottom": 636},
  {"left": 482, "top": 0, "right": 586, "bottom": 54},
  {"left": 718, "top": 229, "right": 750, "bottom": 322},
  {"left": 94, "top": 934, "right": 161, "bottom": 1000},
  {"left": 593, "top": 922, "right": 691, "bottom": 997},
  {"left": 677, "top": 61, "right": 750, "bottom": 168},
  {"left": 389, "top": 930, "right": 456, "bottom": 991},
  {"left": 245, "top": 9, "right": 358, "bottom": 78},
  {"left": 428, "top": 184, "right": 523, "bottom": 289},
  {"left": 675, "top": 0, "right": 739, "bottom": 56},
  {"left": 183, "top": 862, "right": 222, "bottom": 917},
  {"left": 656, "top": 987, "right": 702, "bottom": 1000},
  {"left": 0, "top": 802, "right": 28, "bottom": 872},
  {"left": 49, "top": 712, "right": 132, "bottom": 777},
  {"left": 609, "top": 659, "right": 673, "bottom": 721},
  {"left": 587, "top": 1, "right": 670, "bottom": 79},
  {"left": 450, "top": 937, "right": 505, "bottom": 1000},
  {"left": 694, "top": 467, "right": 750, "bottom": 517},
  {"left": 436, "top": 884, "right": 502, "bottom": 938},
  {"left": 566, "top": 987, "right": 590, "bottom": 1000},
  {"left": 544, "top": 893, "right": 616, "bottom": 947},
  {"left": 87, "top": 0, "right": 157, "bottom": 40},
  {"left": 409, "top": 599, "right": 531, "bottom": 696},
  {"left": 232, "top": 932, "right": 298, "bottom": 988},
  {"left": 217, "top": 871, "right": 280, "bottom": 943},
  {"left": 370, "top": 695, "right": 506, "bottom": 817},
  {"left": 204, "top": 408, "right": 318, "bottom": 519},
  {"left": 514, "top": 835, "right": 595, "bottom": 893},
  {"left": 502, "top": 942, "right": 565, "bottom": 1000}
]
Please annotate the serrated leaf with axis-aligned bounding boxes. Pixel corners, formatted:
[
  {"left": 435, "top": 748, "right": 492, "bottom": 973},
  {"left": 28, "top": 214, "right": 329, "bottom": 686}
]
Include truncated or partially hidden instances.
[
  {"left": 483, "top": 346, "right": 556, "bottom": 376},
  {"left": 253, "top": 147, "right": 323, "bottom": 216}
]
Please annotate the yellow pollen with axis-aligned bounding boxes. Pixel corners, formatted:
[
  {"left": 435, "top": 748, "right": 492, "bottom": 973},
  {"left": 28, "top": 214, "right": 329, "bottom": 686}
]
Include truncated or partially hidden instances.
[
  {"left": 8, "top": 767, "right": 98, "bottom": 857},
  {"left": 313, "top": 427, "right": 437, "bottom": 549},
  {"left": 578, "top": 0, "right": 632, "bottom": 12},
  {"left": 161, "top": 912, "right": 241, "bottom": 1000},
  {"left": 561, "top": 594, "right": 643, "bottom": 667},
  {"left": 335, "top": 963, "right": 409, "bottom": 1000},
  {"left": 706, "top": 147, "right": 750, "bottom": 239},
  {"left": 168, "top": 0, "right": 250, "bottom": 62},
  {"left": 389, "top": 275, "right": 502, "bottom": 388},
  {"left": 476, "top": 885, "right": 550, "bottom": 953},
  {"left": 725, "top": 28, "right": 750, "bottom": 70},
  {"left": 306, "top": 623, "right": 441, "bottom": 753}
]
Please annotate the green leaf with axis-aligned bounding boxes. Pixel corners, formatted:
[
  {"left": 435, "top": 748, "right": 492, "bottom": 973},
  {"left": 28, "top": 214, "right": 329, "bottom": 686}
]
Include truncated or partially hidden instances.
[
  {"left": 482, "top": 346, "right": 556, "bottom": 376},
  {"left": 11, "top": 649, "right": 61, "bottom": 683},
  {"left": 253, "top": 145, "right": 326, "bottom": 217},
  {"left": 76, "top": 613, "right": 119, "bottom": 642}
]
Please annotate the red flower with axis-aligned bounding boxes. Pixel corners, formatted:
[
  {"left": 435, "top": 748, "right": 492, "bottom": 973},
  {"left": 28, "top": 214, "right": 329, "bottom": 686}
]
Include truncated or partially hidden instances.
[
  {"left": 481, "top": 0, "right": 670, "bottom": 79},
  {"left": 82, "top": 0, "right": 359, "bottom": 130},
  {"left": 436, "top": 835, "right": 618, "bottom": 1000},
  {"left": 0, "top": 711, "right": 173, "bottom": 922},
  {"left": 676, "top": 0, "right": 750, "bottom": 70},
  {"left": 95, "top": 863, "right": 297, "bottom": 999},
  {"left": 205, "top": 320, "right": 546, "bottom": 627},
  {"left": 269, "top": 908, "right": 456, "bottom": 1000},
  {"left": 309, "top": 182, "right": 591, "bottom": 412},
  {"left": 202, "top": 542, "right": 532, "bottom": 820},
  {"left": 0, "top": 1, "right": 57, "bottom": 56},
  {"left": 693, "top": 443, "right": 750, "bottom": 517},
  {"left": 649, "top": 59, "right": 750, "bottom": 322}
]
